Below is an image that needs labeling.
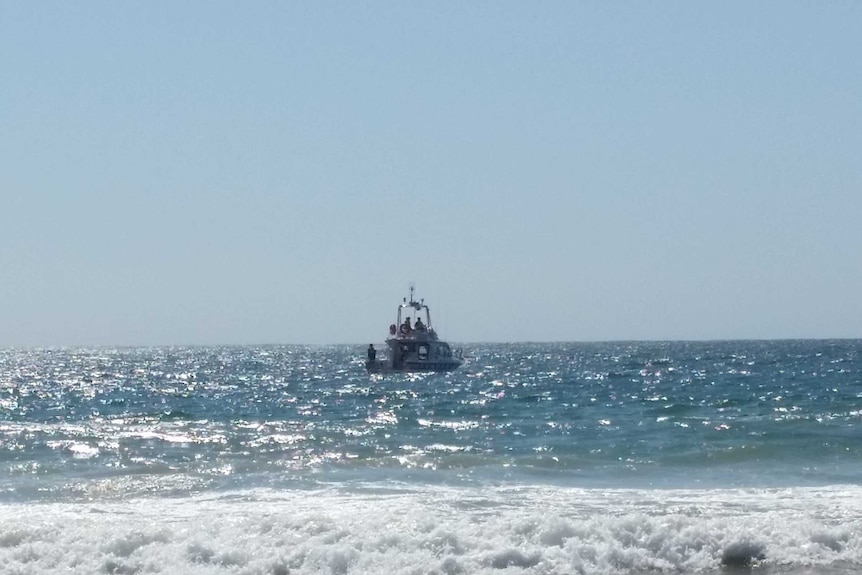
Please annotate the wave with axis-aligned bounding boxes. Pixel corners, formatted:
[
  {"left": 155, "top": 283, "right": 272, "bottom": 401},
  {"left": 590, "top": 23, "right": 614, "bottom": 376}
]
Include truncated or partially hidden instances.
[{"left": 1, "top": 484, "right": 860, "bottom": 574}]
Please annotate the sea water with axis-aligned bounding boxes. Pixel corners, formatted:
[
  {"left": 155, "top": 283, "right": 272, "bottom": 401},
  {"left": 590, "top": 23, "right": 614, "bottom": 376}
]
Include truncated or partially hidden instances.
[{"left": 1, "top": 340, "right": 861, "bottom": 574}]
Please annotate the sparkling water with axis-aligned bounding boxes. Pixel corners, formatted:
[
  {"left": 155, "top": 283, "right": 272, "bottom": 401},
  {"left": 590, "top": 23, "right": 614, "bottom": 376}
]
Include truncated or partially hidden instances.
[{"left": 1, "top": 340, "right": 860, "bottom": 574}]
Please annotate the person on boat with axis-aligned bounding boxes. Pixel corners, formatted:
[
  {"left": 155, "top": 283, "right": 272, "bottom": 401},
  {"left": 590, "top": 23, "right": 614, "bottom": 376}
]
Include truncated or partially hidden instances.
[
  {"left": 400, "top": 317, "right": 412, "bottom": 335},
  {"left": 414, "top": 317, "right": 425, "bottom": 331},
  {"left": 367, "top": 344, "right": 376, "bottom": 362}
]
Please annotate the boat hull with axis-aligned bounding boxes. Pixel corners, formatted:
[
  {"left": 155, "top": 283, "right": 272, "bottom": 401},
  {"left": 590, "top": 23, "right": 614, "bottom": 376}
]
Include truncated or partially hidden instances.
[{"left": 365, "top": 359, "right": 462, "bottom": 374}]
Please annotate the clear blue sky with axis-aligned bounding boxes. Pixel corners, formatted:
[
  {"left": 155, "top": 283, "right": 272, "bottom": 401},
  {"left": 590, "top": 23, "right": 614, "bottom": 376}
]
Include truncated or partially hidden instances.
[{"left": 2, "top": 2, "right": 860, "bottom": 346}]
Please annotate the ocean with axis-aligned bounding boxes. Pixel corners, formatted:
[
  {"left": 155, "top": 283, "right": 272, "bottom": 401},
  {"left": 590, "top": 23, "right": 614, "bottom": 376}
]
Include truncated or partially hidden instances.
[{"left": 1, "top": 340, "right": 860, "bottom": 574}]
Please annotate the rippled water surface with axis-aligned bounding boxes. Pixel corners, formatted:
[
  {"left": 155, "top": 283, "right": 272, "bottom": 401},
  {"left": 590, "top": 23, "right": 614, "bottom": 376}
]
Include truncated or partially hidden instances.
[
  {"left": 2, "top": 340, "right": 860, "bottom": 499},
  {"left": 1, "top": 341, "right": 861, "bottom": 574}
]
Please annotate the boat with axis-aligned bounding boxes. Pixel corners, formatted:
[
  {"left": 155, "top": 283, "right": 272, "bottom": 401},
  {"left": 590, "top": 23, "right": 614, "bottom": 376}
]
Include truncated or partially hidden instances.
[{"left": 365, "top": 287, "right": 463, "bottom": 374}]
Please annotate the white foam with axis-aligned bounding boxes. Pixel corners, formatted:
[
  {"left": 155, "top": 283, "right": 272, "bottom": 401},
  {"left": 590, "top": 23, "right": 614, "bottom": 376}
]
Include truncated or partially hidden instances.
[{"left": 1, "top": 484, "right": 861, "bottom": 574}]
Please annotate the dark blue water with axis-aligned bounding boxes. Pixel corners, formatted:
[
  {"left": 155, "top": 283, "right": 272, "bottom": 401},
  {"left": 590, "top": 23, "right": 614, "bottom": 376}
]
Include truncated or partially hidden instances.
[{"left": 1, "top": 341, "right": 861, "bottom": 574}]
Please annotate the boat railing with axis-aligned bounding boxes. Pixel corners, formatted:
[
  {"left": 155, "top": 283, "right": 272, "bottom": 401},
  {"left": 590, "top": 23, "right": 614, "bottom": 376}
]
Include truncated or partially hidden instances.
[{"left": 388, "top": 328, "right": 438, "bottom": 341}]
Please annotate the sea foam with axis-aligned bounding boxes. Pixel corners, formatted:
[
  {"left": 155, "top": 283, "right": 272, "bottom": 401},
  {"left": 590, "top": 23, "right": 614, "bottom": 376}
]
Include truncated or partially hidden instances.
[{"left": 1, "top": 484, "right": 860, "bottom": 574}]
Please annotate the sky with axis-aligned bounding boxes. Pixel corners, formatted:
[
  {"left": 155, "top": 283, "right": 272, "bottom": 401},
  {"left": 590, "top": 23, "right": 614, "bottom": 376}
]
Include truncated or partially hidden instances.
[{"left": 2, "top": 2, "right": 861, "bottom": 346}]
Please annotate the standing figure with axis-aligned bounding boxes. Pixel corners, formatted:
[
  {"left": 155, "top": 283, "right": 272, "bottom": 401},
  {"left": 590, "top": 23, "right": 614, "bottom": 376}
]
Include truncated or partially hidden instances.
[{"left": 400, "top": 317, "right": 412, "bottom": 335}]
